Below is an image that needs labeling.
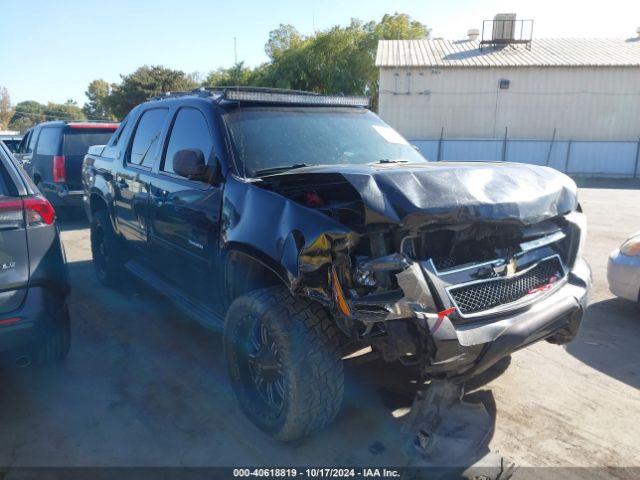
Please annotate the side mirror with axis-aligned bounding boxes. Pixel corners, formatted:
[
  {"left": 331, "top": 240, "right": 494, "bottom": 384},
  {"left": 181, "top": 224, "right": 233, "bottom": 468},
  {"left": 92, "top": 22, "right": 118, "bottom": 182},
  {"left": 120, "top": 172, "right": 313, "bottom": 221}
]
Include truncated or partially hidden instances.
[
  {"left": 173, "top": 149, "right": 208, "bottom": 181},
  {"left": 173, "top": 148, "right": 222, "bottom": 184}
]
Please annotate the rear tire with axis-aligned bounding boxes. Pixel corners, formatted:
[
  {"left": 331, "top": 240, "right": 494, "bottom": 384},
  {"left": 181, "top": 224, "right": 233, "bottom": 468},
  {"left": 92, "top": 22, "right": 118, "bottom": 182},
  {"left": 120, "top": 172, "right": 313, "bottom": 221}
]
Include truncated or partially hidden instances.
[
  {"left": 91, "top": 209, "right": 125, "bottom": 287},
  {"left": 224, "top": 286, "right": 344, "bottom": 442},
  {"left": 37, "top": 304, "right": 71, "bottom": 363}
]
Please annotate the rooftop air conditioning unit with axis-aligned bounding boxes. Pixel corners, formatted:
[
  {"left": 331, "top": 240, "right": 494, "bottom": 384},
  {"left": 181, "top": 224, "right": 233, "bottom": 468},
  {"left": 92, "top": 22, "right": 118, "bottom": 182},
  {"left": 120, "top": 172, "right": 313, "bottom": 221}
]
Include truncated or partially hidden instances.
[{"left": 493, "top": 13, "right": 517, "bottom": 41}]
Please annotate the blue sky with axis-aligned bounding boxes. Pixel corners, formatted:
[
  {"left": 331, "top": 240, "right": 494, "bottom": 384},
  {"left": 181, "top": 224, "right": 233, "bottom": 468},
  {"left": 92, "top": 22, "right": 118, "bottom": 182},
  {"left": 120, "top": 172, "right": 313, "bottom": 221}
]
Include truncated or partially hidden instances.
[{"left": 1, "top": 0, "right": 639, "bottom": 106}]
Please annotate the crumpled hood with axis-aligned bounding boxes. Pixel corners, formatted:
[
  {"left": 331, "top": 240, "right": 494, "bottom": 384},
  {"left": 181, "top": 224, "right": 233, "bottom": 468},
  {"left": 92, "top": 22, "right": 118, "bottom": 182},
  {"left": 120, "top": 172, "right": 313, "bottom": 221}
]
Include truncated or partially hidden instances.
[{"left": 264, "top": 162, "right": 578, "bottom": 228}]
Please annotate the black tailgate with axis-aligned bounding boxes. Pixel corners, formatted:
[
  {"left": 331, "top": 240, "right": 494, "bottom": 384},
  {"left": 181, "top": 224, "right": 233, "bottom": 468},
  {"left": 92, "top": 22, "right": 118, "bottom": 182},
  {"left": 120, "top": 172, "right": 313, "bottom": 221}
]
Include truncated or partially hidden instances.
[{"left": 63, "top": 129, "right": 115, "bottom": 189}]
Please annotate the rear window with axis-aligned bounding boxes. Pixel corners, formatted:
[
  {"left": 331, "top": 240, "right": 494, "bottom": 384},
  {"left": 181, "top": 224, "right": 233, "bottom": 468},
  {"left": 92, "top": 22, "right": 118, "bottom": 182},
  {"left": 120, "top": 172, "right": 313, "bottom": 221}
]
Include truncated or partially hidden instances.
[
  {"left": 63, "top": 130, "right": 115, "bottom": 156},
  {"left": 0, "top": 147, "right": 16, "bottom": 196},
  {"left": 0, "top": 170, "right": 9, "bottom": 195},
  {"left": 36, "top": 128, "right": 62, "bottom": 155}
]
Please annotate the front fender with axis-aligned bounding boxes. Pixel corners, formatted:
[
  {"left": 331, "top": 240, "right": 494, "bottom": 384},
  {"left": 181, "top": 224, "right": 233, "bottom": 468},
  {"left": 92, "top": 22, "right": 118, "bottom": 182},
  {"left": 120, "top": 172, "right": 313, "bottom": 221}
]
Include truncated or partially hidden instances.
[{"left": 221, "top": 176, "right": 359, "bottom": 280}]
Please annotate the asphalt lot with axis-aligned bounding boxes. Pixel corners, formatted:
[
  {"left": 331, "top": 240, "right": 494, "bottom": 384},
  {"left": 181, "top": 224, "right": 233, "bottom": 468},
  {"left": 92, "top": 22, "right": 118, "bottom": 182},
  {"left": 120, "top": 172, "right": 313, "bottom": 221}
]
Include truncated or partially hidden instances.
[{"left": 0, "top": 182, "right": 639, "bottom": 472}]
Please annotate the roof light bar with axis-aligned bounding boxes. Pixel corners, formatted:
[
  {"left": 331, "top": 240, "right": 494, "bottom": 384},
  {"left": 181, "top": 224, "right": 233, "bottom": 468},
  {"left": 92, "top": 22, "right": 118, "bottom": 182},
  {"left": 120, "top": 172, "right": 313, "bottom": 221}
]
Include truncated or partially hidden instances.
[{"left": 224, "top": 90, "right": 370, "bottom": 107}]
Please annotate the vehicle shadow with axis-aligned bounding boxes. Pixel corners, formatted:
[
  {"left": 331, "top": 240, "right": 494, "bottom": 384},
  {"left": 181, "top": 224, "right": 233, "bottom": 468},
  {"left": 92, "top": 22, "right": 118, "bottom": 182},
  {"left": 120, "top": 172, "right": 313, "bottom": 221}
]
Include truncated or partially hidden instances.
[
  {"left": 0, "top": 257, "right": 502, "bottom": 471},
  {"left": 565, "top": 297, "right": 640, "bottom": 390},
  {"left": 573, "top": 177, "right": 640, "bottom": 190},
  {"left": 57, "top": 218, "right": 89, "bottom": 232}
]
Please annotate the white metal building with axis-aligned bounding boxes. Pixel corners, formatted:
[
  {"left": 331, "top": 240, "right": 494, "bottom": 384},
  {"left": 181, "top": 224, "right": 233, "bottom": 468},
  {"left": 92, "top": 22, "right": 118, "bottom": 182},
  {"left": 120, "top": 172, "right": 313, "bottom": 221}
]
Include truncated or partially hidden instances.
[
  {"left": 376, "top": 37, "right": 640, "bottom": 142},
  {"left": 375, "top": 35, "right": 640, "bottom": 176}
]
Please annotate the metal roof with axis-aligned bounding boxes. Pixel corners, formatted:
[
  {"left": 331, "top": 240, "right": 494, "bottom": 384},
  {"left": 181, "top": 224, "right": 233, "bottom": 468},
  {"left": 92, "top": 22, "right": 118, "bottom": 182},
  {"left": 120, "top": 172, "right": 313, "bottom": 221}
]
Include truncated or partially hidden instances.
[{"left": 375, "top": 38, "right": 640, "bottom": 68}]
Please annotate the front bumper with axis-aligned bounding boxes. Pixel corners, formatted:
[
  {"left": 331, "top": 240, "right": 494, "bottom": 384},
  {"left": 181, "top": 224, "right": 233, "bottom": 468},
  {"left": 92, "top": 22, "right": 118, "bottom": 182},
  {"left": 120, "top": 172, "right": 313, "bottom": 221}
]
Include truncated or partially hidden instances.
[
  {"left": 423, "top": 257, "right": 591, "bottom": 378},
  {"left": 0, "top": 286, "right": 68, "bottom": 356},
  {"left": 607, "top": 249, "right": 640, "bottom": 302}
]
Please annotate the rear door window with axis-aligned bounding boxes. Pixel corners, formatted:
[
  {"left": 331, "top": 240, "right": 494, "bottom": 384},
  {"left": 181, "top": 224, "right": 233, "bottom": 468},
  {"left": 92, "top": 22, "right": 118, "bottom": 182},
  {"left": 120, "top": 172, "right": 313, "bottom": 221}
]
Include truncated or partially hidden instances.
[
  {"left": 17, "top": 131, "right": 31, "bottom": 153},
  {"left": 0, "top": 147, "right": 19, "bottom": 196},
  {"left": 0, "top": 161, "right": 10, "bottom": 195},
  {"left": 63, "top": 130, "right": 116, "bottom": 156},
  {"left": 35, "top": 128, "right": 61, "bottom": 155},
  {"left": 162, "top": 108, "right": 213, "bottom": 174},
  {"left": 26, "top": 128, "right": 39, "bottom": 154},
  {"left": 128, "top": 109, "right": 169, "bottom": 168}
]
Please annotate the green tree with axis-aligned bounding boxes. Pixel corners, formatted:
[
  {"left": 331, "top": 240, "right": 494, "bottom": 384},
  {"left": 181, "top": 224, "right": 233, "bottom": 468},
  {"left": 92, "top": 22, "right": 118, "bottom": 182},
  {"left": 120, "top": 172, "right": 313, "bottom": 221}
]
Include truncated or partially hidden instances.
[
  {"left": 9, "top": 100, "right": 46, "bottom": 131},
  {"left": 8, "top": 116, "right": 35, "bottom": 133},
  {"left": 265, "top": 24, "right": 303, "bottom": 60},
  {"left": 43, "top": 99, "right": 86, "bottom": 122},
  {"left": 257, "top": 13, "right": 429, "bottom": 109},
  {"left": 0, "top": 87, "right": 14, "bottom": 130},
  {"left": 83, "top": 79, "right": 115, "bottom": 120},
  {"left": 108, "top": 65, "right": 199, "bottom": 118},
  {"left": 373, "top": 13, "right": 431, "bottom": 40},
  {"left": 204, "top": 62, "right": 267, "bottom": 87}
]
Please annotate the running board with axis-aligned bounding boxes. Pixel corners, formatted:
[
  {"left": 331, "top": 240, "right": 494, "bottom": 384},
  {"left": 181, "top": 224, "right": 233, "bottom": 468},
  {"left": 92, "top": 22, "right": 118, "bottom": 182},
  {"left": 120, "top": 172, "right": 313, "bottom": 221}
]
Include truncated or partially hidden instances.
[{"left": 125, "top": 260, "right": 224, "bottom": 331}]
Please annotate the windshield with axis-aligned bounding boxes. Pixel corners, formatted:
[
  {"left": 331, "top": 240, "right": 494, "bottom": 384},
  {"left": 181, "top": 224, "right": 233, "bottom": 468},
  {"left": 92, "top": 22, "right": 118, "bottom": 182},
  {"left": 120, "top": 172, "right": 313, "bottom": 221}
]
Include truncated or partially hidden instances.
[
  {"left": 63, "top": 130, "right": 115, "bottom": 156},
  {"left": 223, "top": 107, "right": 427, "bottom": 176}
]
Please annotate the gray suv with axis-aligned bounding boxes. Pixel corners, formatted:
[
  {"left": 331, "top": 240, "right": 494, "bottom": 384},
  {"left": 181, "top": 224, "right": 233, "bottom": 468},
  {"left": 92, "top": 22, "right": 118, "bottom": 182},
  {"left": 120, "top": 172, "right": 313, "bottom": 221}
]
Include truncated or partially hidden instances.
[{"left": 0, "top": 141, "right": 70, "bottom": 366}]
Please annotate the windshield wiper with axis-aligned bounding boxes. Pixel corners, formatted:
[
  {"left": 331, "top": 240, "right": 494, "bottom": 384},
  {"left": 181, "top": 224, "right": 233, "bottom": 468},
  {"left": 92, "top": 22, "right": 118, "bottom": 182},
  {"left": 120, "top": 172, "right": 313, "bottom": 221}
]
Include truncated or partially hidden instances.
[{"left": 253, "top": 163, "right": 318, "bottom": 176}]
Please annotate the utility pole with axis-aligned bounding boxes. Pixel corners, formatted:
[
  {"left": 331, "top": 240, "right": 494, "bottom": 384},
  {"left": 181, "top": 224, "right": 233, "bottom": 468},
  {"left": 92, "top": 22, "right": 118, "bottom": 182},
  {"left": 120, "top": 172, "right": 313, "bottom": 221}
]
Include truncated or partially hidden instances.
[
  {"left": 233, "top": 36, "right": 239, "bottom": 85},
  {"left": 233, "top": 36, "right": 238, "bottom": 64}
]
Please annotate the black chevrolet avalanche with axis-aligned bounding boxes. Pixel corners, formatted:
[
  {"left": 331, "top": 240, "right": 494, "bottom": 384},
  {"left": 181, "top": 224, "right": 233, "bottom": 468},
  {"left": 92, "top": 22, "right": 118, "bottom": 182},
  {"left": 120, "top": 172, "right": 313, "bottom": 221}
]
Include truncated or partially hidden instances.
[{"left": 82, "top": 87, "right": 591, "bottom": 445}]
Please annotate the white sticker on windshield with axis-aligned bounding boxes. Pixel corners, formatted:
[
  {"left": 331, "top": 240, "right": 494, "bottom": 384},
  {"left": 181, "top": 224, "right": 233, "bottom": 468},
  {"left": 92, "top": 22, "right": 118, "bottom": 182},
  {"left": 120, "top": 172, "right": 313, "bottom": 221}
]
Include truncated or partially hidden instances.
[{"left": 372, "top": 125, "right": 409, "bottom": 145}]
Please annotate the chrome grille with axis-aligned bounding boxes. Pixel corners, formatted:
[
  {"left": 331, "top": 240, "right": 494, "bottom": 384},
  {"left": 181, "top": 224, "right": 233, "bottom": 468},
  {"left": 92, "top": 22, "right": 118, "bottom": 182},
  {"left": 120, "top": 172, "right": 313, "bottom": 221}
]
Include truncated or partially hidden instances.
[{"left": 448, "top": 256, "right": 563, "bottom": 315}]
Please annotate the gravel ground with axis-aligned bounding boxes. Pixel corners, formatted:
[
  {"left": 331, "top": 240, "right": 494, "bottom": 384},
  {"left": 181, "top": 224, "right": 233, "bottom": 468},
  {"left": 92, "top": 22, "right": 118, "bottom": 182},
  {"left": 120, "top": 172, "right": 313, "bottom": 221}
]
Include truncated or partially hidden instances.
[{"left": 0, "top": 183, "right": 638, "bottom": 474}]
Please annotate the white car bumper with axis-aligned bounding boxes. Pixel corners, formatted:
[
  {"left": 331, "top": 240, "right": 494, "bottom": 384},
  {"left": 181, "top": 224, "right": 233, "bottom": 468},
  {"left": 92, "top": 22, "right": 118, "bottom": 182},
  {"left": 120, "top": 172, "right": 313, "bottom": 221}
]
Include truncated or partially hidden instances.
[{"left": 607, "top": 249, "right": 640, "bottom": 302}]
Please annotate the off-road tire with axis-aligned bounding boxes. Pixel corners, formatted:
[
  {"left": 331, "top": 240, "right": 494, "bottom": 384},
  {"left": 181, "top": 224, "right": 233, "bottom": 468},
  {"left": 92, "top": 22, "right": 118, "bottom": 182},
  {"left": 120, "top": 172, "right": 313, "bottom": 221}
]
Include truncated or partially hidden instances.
[
  {"left": 224, "top": 286, "right": 344, "bottom": 442},
  {"left": 37, "top": 304, "right": 71, "bottom": 363},
  {"left": 90, "top": 209, "right": 125, "bottom": 287}
]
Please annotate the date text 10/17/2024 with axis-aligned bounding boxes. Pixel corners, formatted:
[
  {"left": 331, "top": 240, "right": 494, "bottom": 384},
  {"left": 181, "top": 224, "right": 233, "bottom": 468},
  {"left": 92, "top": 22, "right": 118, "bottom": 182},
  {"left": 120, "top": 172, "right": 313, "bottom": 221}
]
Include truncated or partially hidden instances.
[{"left": 233, "top": 468, "right": 401, "bottom": 478}]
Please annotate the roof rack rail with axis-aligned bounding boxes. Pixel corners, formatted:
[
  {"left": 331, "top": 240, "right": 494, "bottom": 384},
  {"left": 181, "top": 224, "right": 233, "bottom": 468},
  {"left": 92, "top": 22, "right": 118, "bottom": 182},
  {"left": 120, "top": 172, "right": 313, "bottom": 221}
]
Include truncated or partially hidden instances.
[{"left": 149, "top": 89, "right": 215, "bottom": 101}]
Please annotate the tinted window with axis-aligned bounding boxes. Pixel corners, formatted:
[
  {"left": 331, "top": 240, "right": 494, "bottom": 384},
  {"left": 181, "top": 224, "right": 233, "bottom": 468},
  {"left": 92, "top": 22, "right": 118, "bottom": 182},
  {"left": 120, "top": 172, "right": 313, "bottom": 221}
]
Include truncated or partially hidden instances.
[
  {"left": 15, "top": 133, "right": 28, "bottom": 153},
  {"left": 109, "top": 117, "right": 128, "bottom": 146},
  {"left": 0, "top": 148, "right": 12, "bottom": 195},
  {"left": 129, "top": 109, "right": 168, "bottom": 167},
  {"left": 2, "top": 139, "right": 20, "bottom": 153},
  {"left": 163, "top": 108, "right": 213, "bottom": 174},
  {"left": 16, "top": 132, "right": 29, "bottom": 154},
  {"left": 36, "top": 128, "right": 61, "bottom": 155},
  {"left": 63, "top": 130, "right": 115, "bottom": 156},
  {"left": 27, "top": 129, "right": 39, "bottom": 154}
]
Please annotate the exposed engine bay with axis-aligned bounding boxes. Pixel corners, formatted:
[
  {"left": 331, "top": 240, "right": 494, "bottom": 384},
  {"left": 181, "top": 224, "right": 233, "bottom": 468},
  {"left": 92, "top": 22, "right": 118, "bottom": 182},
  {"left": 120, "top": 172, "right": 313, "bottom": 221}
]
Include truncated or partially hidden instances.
[{"left": 248, "top": 162, "right": 589, "bottom": 381}]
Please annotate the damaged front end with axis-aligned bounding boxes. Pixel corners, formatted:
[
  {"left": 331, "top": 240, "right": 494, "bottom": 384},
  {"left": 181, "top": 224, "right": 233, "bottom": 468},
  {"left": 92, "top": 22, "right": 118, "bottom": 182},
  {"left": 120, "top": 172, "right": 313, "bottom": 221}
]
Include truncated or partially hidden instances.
[
  {"left": 244, "top": 162, "right": 590, "bottom": 382},
  {"left": 226, "top": 162, "right": 591, "bottom": 466}
]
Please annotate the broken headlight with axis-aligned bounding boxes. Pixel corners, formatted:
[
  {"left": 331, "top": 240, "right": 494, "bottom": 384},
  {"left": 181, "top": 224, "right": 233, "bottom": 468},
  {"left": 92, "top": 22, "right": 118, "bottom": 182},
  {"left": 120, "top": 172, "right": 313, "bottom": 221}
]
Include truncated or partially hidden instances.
[{"left": 565, "top": 210, "right": 587, "bottom": 265}]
